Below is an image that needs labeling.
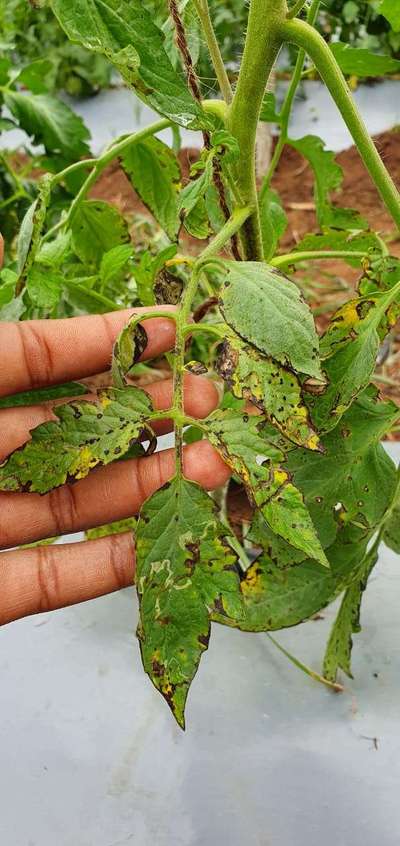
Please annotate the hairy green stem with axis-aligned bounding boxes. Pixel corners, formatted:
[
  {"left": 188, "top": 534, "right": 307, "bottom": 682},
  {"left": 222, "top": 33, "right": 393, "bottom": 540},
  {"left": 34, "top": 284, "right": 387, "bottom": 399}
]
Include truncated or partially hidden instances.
[
  {"left": 260, "top": 0, "right": 320, "bottom": 200},
  {"left": 173, "top": 206, "right": 253, "bottom": 475},
  {"left": 280, "top": 17, "right": 400, "bottom": 231},
  {"left": 193, "top": 0, "right": 233, "bottom": 103},
  {"left": 271, "top": 249, "right": 366, "bottom": 268},
  {"left": 286, "top": 0, "right": 309, "bottom": 18},
  {"left": 228, "top": 0, "right": 287, "bottom": 260}
]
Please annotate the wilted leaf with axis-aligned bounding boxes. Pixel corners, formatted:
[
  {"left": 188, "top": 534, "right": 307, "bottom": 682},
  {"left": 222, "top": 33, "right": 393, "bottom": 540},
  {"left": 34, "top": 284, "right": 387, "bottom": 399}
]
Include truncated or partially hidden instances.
[
  {"left": 205, "top": 409, "right": 328, "bottom": 566},
  {"left": 136, "top": 477, "right": 243, "bottom": 727},
  {"left": 5, "top": 91, "right": 91, "bottom": 160},
  {"left": 121, "top": 136, "right": 181, "bottom": 240},
  {"left": 219, "top": 261, "right": 323, "bottom": 379},
  {"left": 323, "top": 544, "right": 379, "bottom": 681},
  {"left": 216, "top": 333, "right": 320, "bottom": 449},
  {"left": 309, "top": 287, "right": 400, "bottom": 430},
  {"left": 154, "top": 268, "right": 184, "bottom": 305},
  {"left": 287, "top": 388, "right": 399, "bottom": 550},
  {"left": 0, "top": 386, "right": 154, "bottom": 493}
]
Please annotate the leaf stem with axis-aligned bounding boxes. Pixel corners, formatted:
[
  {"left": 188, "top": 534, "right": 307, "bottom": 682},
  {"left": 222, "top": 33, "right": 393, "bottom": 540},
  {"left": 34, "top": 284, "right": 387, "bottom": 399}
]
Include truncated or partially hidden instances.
[
  {"left": 271, "top": 249, "right": 366, "bottom": 268},
  {"left": 266, "top": 633, "right": 344, "bottom": 692},
  {"left": 173, "top": 206, "right": 253, "bottom": 476},
  {"left": 193, "top": 0, "right": 233, "bottom": 103},
  {"left": 42, "top": 118, "right": 171, "bottom": 242},
  {"left": 280, "top": 17, "right": 400, "bottom": 231}
]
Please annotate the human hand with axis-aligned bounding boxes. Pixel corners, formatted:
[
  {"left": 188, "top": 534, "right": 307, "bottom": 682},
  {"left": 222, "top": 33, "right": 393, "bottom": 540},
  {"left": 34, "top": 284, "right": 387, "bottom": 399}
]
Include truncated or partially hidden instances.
[{"left": 0, "top": 234, "right": 229, "bottom": 625}]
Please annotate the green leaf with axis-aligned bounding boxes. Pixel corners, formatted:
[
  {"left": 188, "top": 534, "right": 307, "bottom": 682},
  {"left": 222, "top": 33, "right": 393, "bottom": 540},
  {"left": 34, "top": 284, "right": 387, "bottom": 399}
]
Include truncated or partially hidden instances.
[
  {"left": 100, "top": 244, "right": 133, "bottom": 286},
  {"left": 205, "top": 409, "right": 328, "bottom": 566},
  {"left": 136, "top": 477, "right": 244, "bottom": 727},
  {"left": 309, "top": 287, "right": 400, "bottom": 430},
  {"left": 71, "top": 200, "right": 130, "bottom": 266},
  {"left": 259, "top": 92, "right": 282, "bottom": 123},
  {"left": 13, "top": 59, "right": 55, "bottom": 94},
  {"left": 178, "top": 157, "right": 214, "bottom": 239},
  {"left": 216, "top": 333, "right": 321, "bottom": 449},
  {"left": 259, "top": 188, "right": 288, "bottom": 257},
  {"left": 0, "top": 386, "right": 154, "bottom": 494},
  {"left": 36, "top": 230, "right": 72, "bottom": 267},
  {"left": 50, "top": 0, "right": 207, "bottom": 128},
  {"left": 287, "top": 389, "right": 399, "bottom": 550},
  {"left": 121, "top": 136, "right": 180, "bottom": 240},
  {"left": 288, "top": 135, "right": 367, "bottom": 231},
  {"left": 219, "top": 261, "right": 323, "bottom": 379},
  {"left": 26, "top": 264, "right": 63, "bottom": 309},
  {"left": 5, "top": 91, "right": 91, "bottom": 160},
  {"left": 0, "top": 382, "right": 87, "bottom": 409},
  {"left": 323, "top": 544, "right": 379, "bottom": 681},
  {"left": 330, "top": 42, "right": 400, "bottom": 77},
  {"left": 133, "top": 245, "right": 177, "bottom": 306},
  {"left": 380, "top": 0, "right": 400, "bottom": 31}
]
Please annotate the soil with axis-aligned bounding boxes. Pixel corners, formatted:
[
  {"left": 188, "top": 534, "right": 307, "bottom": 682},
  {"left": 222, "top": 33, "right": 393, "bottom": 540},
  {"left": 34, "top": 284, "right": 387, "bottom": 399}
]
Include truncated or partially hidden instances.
[{"left": 91, "top": 128, "right": 400, "bottom": 434}]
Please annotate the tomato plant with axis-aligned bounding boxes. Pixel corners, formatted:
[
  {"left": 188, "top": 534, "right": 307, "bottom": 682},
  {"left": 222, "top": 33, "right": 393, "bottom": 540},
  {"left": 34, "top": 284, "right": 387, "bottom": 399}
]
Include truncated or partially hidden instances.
[{"left": 1, "top": 0, "right": 400, "bottom": 728}]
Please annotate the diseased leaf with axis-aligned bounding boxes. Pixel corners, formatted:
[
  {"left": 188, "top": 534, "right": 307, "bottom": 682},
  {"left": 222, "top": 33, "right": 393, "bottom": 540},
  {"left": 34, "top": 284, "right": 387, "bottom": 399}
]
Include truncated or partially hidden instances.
[
  {"left": 50, "top": 0, "right": 207, "bottom": 128},
  {"left": 5, "top": 91, "right": 91, "bottom": 160},
  {"left": 216, "top": 333, "right": 321, "bottom": 450},
  {"left": 71, "top": 200, "right": 130, "bottom": 266},
  {"left": 287, "top": 389, "right": 399, "bottom": 550},
  {"left": 323, "top": 544, "right": 379, "bottom": 682},
  {"left": 154, "top": 268, "right": 184, "bottom": 305},
  {"left": 121, "top": 136, "right": 181, "bottom": 240},
  {"left": 212, "top": 528, "right": 370, "bottom": 633},
  {"left": 136, "top": 477, "right": 244, "bottom": 727},
  {"left": 288, "top": 135, "right": 367, "bottom": 231},
  {"left": 309, "top": 287, "right": 400, "bottom": 430},
  {"left": 0, "top": 386, "right": 154, "bottom": 494},
  {"left": 178, "top": 157, "right": 214, "bottom": 239},
  {"left": 86, "top": 517, "right": 137, "bottom": 540},
  {"left": 205, "top": 409, "right": 328, "bottom": 566},
  {"left": 219, "top": 261, "right": 323, "bottom": 379}
]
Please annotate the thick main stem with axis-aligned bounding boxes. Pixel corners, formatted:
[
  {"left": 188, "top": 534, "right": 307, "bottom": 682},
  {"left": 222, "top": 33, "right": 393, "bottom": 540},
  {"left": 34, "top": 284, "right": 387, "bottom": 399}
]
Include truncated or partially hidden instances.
[
  {"left": 228, "top": 0, "right": 287, "bottom": 261},
  {"left": 280, "top": 18, "right": 400, "bottom": 231}
]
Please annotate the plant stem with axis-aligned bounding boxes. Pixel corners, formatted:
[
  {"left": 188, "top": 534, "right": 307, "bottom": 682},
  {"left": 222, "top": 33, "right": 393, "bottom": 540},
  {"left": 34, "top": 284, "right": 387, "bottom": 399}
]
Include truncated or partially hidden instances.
[
  {"left": 260, "top": 0, "right": 320, "bottom": 200},
  {"left": 193, "top": 0, "right": 233, "bottom": 103},
  {"left": 228, "top": 0, "right": 287, "bottom": 260},
  {"left": 280, "top": 17, "right": 400, "bottom": 231},
  {"left": 286, "top": 0, "right": 309, "bottom": 18},
  {"left": 173, "top": 206, "right": 253, "bottom": 476},
  {"left": 271, "top": 249, "right": 366, "bottom": 268},
  {"left": 43, "top": 118, "right": 171, "bottom": 242}
]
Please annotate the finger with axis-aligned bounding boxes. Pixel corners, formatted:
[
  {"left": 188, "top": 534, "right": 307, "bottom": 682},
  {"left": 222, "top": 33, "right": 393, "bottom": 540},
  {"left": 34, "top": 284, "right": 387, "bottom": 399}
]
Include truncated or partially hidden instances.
[
  {"left": 0, "top": 440, "right": 230, "bottom": 549},
  {"left": 0, "top": 306, "right": 177, "bottom": 398},
  {"left": 0, "top": 374, "right": 219, "bottom": 459},
  {"left": 0, "top": 532, "right": 135, "bottom": 626}
]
